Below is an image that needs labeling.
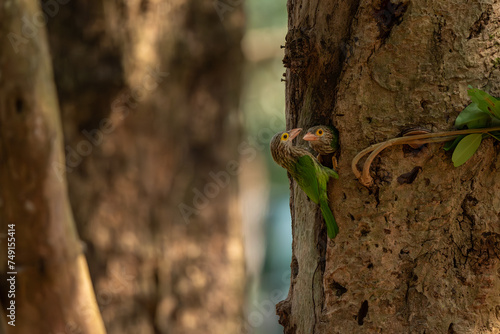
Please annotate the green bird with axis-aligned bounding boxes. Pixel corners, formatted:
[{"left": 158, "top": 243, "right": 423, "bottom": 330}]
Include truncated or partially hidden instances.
[
  {"left": 303, "top": 125, "right": 340, "bottom": 169},
  {"left": 270, "top": 128, "right": 340, "bottom": 238}
]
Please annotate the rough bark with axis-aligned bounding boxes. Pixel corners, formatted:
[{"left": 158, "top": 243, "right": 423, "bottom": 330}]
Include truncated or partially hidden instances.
[
  {"left": 278, "top": 0, "right": 500, "bottom": 333},
  {"left": 0, "top": 1, "right": 106, "bottom": 333},
  {"left": 46, "top": 1, "right": 246, "bottom": 333}
]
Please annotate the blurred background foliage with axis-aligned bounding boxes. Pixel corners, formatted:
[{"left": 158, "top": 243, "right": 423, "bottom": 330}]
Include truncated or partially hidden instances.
[
  {"left": 242, "top": 1, "right": 291, "bottom": 333},
  {"left": 0, "top": 0, "right": 290, "bottom": 332}
]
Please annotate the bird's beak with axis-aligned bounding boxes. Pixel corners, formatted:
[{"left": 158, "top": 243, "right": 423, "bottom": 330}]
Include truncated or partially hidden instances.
[
  {"left": 303, "top": 132, "right": 318, "bottom": 141},
  {"left": 288, "top": 128, "right": 302, "bottom": 140}
]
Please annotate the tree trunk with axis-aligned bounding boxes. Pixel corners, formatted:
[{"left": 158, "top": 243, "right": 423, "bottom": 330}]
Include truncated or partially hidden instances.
[
  {"left": 46, "top": 1, "right": 246, "bottom": 333},
  {"left": 278, "top": 0, "right": 500, "bottom": 332},
  {"left": 0, "top": 1, "right": 105, "bottom": 333}
]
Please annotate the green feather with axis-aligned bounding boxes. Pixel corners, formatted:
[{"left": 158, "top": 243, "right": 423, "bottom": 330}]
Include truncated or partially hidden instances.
[
  {"left": 320, "top": 196, "right": 338, "bottom": 238},
  {"left": 291, "top": 155, "right": 339, "bottom": 238},
  {"left": 292, "top": 155, "right": 321, "bottom": 203}
]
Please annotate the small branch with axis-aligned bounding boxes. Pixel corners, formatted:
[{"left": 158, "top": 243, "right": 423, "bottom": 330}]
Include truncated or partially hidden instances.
[{"left": 352, "top": 127, "right": 500, "bottom": 187}]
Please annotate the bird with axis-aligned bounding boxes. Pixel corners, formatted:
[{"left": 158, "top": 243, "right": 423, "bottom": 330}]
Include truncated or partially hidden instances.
[
  {"left": 303, "top": 125, "right": 339, "bottom": 169},
  {"left": 270, "top": 128, "right": 339, "bottom": 238}
]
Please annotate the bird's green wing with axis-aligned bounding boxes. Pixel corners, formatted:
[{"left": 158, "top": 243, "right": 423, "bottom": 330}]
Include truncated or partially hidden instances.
[
  {"left": 292, "top": 155, "right": 321, "bottom": 203},
  {"left": 293, "top": 154, "right": 339, "bottom": 238}
]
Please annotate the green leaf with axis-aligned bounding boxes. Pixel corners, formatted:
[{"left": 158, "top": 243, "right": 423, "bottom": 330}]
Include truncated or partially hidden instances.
[
  {"left": 452, "top": 134, "right": 483, "bottom": 167},
  {"left": 467, "top": 88, "right": 500, "bottom": 119},
  {"left": 454, "top": 102, "right": 491, "bottom": 129},
  {"left": 486, "top": 96, "right": 500, "bottom": 119},
  {"left": 444, "top": 135, "right": 466, "bottom": 151},
  {"left": 491, "top": 117, "right": 500, "bottom": 127}
]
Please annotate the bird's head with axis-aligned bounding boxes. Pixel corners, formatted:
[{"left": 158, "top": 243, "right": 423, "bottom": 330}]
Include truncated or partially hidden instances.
[
  {"left": 303, "top": 125, "right": 339, "bottom": 154},
  {"left": 270, "top": 128, "right": 303, "bottom": 168}
]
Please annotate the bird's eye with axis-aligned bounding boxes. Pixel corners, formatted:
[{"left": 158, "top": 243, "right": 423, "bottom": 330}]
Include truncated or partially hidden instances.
[
  {"left": 281, "top": 133, "right": 289, "bottom": 141},
  {"left": 316, "top": 129, "right": 324, "bottom": 136}
]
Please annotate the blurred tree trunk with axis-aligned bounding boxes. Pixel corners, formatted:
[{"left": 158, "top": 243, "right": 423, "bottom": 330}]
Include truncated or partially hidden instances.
[
  {"left": 0, "top": 1, "right": 105, "bottom": 333},
  {"left": 278, "top": 0, "right": 500, "bottom": 333},
  {"left": 47, "top": 1, "right": 246, "bottom": 333}
]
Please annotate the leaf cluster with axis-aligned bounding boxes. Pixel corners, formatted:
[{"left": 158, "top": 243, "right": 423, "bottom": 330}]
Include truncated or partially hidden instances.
[{"left": 445, "top": 87, "right": 500, "bottom": 167}]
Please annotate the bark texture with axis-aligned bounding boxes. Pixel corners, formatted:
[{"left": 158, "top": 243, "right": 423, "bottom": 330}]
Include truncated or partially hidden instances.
[
  {"left": 278, "top": 0, "right": 500, "bottom": 333},
  {"left": 0, "top": 1, "right": 105, "bottom": 333},
  {"left": 46, "top": 1, "right": 246, "bottom": 333}
]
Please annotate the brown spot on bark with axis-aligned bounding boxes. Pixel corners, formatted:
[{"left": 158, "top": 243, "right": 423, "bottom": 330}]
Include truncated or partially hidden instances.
[
  {"left": 397, "top": 166, "right": 422, "bottom": 185},
  {"left": 374, "top": 1, "right": 408, "bottom": 40},
  {"left": 468, "top": 9, "right": 491, "bottom": 39},
  {"left": 291, "top": 256, "right": 299, "bottom": 279},
  {"left": 360, "top": 228, "right": 371, "bottom": 236},
  {"left": 330, "top": 280, "right": 348, "bottom": 297},
  {"left": 357, "top": 300, "right": 369, "bottom": 325}
]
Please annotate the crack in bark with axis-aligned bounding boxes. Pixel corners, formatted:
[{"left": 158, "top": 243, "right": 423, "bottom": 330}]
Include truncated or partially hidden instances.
[
  {"left": 312, "top": 212, "right": 328, "bottom": 332},
  {"left": 311, "top": 261, "right": 321, "bottom": 333},
  {"left": 449, "top": 193, "right": 500, "bottom": 272},
  {"left": 459, "top": 195, "right": 477, "bottom": 265},
  {"left": 468, "top": 6, "right": 492, "bottom": 39},
  {"left": 373, "top": 0, "right": 408, "bottom": 41}
]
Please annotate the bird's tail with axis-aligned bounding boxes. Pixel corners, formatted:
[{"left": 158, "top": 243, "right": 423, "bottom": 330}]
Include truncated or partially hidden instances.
[{"left": 320, "top": 197, "right": 339, "bottom": 238}]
